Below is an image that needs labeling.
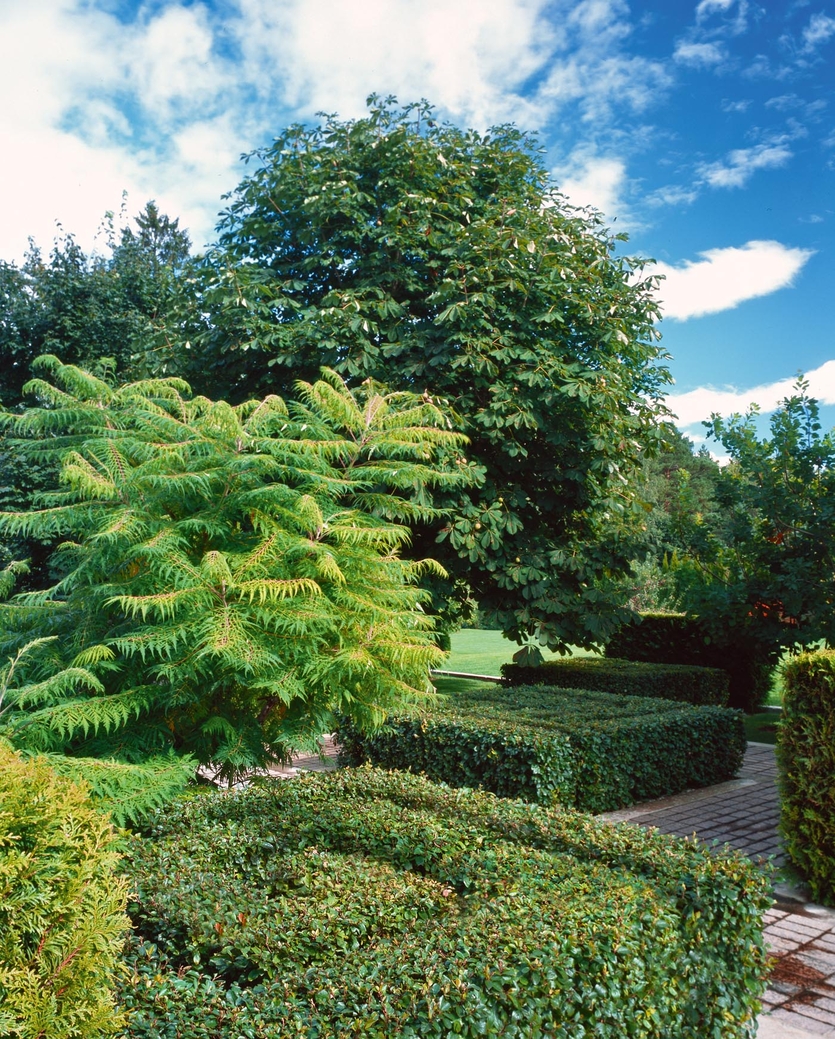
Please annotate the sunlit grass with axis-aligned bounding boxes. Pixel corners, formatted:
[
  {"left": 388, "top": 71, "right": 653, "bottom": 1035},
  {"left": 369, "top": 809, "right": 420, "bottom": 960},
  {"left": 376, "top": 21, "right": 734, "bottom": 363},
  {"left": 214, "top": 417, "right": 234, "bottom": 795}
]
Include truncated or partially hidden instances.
[{"left": 440, "top": 628, "right": 600, "bottom": 677}]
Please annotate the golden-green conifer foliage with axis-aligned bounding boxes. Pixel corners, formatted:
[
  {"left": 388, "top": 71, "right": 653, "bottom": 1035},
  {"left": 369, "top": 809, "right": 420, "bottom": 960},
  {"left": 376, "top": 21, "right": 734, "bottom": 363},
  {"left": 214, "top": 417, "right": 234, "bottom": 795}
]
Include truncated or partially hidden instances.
[
  {"left": 0, "top": 357, "right": 471, "bottom": 787},
  {"left": 0, "top": 742, "right": 129, "bottom": 1038}
]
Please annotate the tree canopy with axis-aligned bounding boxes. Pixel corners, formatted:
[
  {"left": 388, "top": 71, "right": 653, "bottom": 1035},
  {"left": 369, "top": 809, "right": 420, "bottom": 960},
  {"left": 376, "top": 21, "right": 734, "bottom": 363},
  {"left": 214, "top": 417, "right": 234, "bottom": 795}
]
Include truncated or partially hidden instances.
[
  {"left": 672, "top": 379, "right": 835, "bottom": 653},
  {"left": 188, "top": 97, "right": 671, "bottom": 649},
  {"left": 0, "top": 357, "right": 470, "bottom": 808}
]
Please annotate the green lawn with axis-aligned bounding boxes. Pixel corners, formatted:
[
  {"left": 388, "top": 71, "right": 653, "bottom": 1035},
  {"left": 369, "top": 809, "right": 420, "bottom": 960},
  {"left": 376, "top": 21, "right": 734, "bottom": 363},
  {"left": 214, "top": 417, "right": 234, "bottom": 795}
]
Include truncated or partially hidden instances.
[{"left": 441, "top": 628, "right": 599, "bottom": 677}]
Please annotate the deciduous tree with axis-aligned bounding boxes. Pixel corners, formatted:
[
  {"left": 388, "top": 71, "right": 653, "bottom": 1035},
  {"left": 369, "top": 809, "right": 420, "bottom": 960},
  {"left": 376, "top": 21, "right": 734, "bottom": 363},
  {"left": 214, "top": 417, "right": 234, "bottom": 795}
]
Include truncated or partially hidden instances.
[
  {"left": 188, "top": 97, "right": 671, "bottom": 649},
  {"left": 0, "top": 357, "right": 470, "bottom": 807}
]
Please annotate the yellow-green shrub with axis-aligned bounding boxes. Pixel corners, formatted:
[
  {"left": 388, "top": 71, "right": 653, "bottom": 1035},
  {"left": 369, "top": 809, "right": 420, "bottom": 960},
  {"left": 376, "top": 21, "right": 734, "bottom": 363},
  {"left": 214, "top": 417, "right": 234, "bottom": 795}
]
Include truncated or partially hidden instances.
[{"left": 0, "top": 743, "right": 130, "bottom": 1038}]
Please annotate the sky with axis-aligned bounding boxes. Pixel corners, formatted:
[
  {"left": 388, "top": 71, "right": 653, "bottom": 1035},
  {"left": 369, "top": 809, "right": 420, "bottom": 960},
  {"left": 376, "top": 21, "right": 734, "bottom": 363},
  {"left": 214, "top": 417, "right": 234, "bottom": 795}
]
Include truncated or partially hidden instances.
[{"left": 0, "top": 0, "right": 832, "bottom": 449}]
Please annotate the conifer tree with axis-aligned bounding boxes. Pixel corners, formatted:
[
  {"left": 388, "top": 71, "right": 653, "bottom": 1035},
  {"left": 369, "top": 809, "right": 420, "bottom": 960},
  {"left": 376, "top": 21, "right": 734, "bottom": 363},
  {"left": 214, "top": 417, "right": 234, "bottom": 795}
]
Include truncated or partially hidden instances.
[{"left": 0, "top": 356, "right": 470, "bottom": 807}]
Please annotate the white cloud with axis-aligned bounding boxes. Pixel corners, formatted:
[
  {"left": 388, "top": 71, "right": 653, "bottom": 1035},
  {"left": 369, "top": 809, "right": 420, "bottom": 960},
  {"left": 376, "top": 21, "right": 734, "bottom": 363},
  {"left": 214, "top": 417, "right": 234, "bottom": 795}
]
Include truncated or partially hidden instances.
[
  {"left": 552, "top": 152, "right": 628, "bottom": 220},
  {"left": 667, "top": 360, "right": 835, "bottom": 427},
  {"left": 720, "top": 98, "right": 751, "bottom": 113},
  {"left": 802, "top": 12, "right": 835, "bottom": 52},
  {"left": 674, "top": 41, "right": 727, "bottom": 66},
  {"left": 699, "top": 141, "right": 793, "bottom": 188},
  {"left": 695, "top": 0, "right": 736, "bottom": 20},
  {"left": 233, "top": 0, "right": 556, "bottom": 130},
  {"left": 694, "top": 0, "right": 749, "bottom": 33},
  {"left": 0, "top": 0, "right": 678, "bottom": 262},
  {"left": 646, "top": 183, "right": 700, "bottom": 207},
  {"left": 652, "top": 239, "right": 814, "bottom": 320}
]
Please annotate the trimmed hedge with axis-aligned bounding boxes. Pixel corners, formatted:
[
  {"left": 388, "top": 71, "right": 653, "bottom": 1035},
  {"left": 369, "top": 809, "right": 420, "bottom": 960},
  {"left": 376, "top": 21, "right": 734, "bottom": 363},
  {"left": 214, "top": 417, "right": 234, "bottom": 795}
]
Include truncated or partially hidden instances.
[
  {"left": 605, "top": 612, "right": 774, "bottom": 713},
  {"left": 778, "top": 650, "right": 835, "bottom": 905},
  {"left": 0, "top": 743, "right": 129, "bottom": 1039},
  {"left": 501, "top": 656, "right": 729, "bottom": 706},
  {"left": 337, "top": 685, "right": 745, "bottom": 814},
  {"left": 118, "top": 767, "right": 770, "bottom": 1038}
]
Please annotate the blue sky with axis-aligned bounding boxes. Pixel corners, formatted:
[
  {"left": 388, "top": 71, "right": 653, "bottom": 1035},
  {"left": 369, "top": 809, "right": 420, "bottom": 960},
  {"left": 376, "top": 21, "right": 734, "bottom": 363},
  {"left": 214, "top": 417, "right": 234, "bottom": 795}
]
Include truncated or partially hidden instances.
[{"left": 0, "top": 0, "right": 832, "bottom": 447}]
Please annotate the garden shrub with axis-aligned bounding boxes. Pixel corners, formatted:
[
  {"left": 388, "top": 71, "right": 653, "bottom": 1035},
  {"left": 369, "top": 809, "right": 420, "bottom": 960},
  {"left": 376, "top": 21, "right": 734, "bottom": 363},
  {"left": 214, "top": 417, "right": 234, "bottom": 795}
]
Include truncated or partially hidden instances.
[
  {"left": 117, "top": 767, "right": 770, "bottom": 1039},
  {"left": 501, "top": 656, "right": 729, "bottom": 706},
  {"left": 778, "top": 650, "right": 835, "bottom": 905},
  {"left": 337, "top": 685, "right": 745, "bottom": 813},
  {"left": 605, "top": 612, "right": 774, "bottom": 712},
  {"left": 0, "top": 742, "right": 129, "bottom": 1039}
]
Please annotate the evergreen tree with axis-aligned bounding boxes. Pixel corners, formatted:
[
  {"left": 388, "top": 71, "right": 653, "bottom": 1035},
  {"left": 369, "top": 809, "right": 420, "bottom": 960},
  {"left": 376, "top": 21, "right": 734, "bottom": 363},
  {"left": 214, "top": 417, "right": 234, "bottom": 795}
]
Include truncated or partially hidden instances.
[{"left": 0, "top": 357, "right": 471, "bottom": 808}]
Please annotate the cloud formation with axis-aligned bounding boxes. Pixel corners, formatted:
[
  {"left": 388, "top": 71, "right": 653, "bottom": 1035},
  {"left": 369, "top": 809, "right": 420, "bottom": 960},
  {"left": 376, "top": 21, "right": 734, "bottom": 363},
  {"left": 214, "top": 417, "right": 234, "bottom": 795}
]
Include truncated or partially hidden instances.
[
  {"left": 652, "top": 240, "right": 814, "bottom": 320},
  {"left": 0, "top": 0, "right": 674, "bottom": 261},
  {"left": 699, "top": 141, "right": 793, "bottom": 188},
  {"left": 551, "top": 151, "right": 629, "bottom": 221},
  {"left": 667, "top": 359, "right": 835, "bottom": 427}
]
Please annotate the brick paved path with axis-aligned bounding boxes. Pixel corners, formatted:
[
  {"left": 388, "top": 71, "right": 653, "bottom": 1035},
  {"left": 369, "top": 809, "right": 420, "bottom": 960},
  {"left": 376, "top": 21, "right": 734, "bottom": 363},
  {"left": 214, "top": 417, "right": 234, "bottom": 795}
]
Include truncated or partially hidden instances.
[{"left": 602, "top": 742, "right": 835, "bottom": 1037}]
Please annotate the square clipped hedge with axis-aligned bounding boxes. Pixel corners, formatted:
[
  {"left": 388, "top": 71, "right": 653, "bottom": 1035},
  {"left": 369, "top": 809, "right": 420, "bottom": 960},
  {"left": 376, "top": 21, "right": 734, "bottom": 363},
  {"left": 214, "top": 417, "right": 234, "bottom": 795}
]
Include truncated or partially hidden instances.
[
  {"left": 337, "top": 685, "right": 745, "bottom": 814},
  {"left": 778, "top": 649, "right": 835, "bottom": 904},
  {"left": 501, "top": 656, "right": 729, "bottom": 706},
  {"left": 118, "top": 768, "right": 770, "bottom": 1039}
]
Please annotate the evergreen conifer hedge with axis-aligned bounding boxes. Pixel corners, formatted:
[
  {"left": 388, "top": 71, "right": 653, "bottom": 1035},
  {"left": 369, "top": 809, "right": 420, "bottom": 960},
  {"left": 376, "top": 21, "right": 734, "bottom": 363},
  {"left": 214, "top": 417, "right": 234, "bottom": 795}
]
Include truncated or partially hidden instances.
[{"left": 0, "top": 743, "right": 129, "bottom": 1038}]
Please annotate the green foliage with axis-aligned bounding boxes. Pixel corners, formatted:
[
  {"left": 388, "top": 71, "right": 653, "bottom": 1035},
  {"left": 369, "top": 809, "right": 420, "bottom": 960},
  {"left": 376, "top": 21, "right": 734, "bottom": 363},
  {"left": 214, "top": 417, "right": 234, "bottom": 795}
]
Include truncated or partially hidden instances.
[
  {"left": 0, "top": 743, "right": 129, "bottom": 1038},
  {"left": 338, "top": 707, "right": 575, "bottom": 805},
  {"left": 656, "top": 380, "right": 835, "bottom": 690},
  {"left": 501, "top": 656, "right": 729, "bottom": 705},
  {"left": 117, "top": 768, "right": 769, "bottom": 1038},
  {"left": 606, "top": 612, "right": 775, "bottom": 712},
  {"left": 0, "top": 202, "right": 193, "bottom": 589},
  {"left": 190, "top": 96, "right": 671, "bottom": 650},
  {"left": 0, "top": 357, "right": 470, "bottom": 789},
  {"left": 778, "top": 649, "right": 835, "bottom": 904},
  {"left": 337, "top": 684, "right": 745, "bottom": 813}
]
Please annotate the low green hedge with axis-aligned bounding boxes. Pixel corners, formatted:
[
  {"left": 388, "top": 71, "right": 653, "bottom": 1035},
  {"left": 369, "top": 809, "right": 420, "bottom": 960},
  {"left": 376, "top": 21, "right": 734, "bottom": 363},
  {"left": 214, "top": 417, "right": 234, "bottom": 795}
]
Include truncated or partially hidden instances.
[
  {"left": 501, "top": 657, "right": 729, "bottom": 706},
  {"left": 605, "top": 612, "right": 774, "bottom": 713},
  {"left": 0, "top": 743, "right": 129, "bottom": 1039},
  {"left": 117, "top": 768, "right": 770, "bottom": 1038},
  {"left": 778, "top": 650, "right": 835, "bottom": 904},
  {"left": 337, "top": 685, "right": 745, "bottom": 813}
]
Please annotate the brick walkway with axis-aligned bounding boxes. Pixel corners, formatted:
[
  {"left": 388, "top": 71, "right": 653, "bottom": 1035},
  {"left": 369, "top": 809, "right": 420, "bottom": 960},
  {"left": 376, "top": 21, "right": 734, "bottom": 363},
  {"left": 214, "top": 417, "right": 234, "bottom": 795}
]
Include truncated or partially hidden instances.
[
  {"left": 282, "top": 737, "right": 835, "bottom": 1037},
  {"left": 601, "top": 742, "right": 835, "bottom": 1037}
]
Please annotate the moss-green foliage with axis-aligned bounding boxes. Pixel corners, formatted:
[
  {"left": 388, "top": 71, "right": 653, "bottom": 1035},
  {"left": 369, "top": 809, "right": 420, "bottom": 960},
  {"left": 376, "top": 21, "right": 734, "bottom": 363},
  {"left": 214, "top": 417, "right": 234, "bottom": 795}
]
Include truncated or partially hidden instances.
[
  {"left": 778, "top": 650, "right": 835, "bottom": 904},
  {"left": 501, "top": 656, "right": 729, "bottom": 706},
  {"left": 606, "top": 612, "right": 773, "bottom": 712},
  {"left": 338, "top": 685, "right": 745, "bottom": 813},
  {"left": 0, "top": 743, "right": 129, "bottom": 1038},
  {"left": 117, "top": 768, "right": 769, "bottom": 1039},
  {"left": 0, "top": 358, "right": 471, "bottom": 797}
]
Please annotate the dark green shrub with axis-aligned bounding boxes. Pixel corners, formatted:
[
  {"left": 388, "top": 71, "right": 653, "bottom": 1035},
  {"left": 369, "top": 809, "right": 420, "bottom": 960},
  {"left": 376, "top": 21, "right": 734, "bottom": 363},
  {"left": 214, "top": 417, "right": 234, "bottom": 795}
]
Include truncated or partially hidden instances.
[
  {"left": 337, "top": 685, "right": 745, "bottom": 813},
  {"left": 606, "top": 612, "right": 774, "bottom": 712},
  {"left": 118, "top": 768, "right": 770, "bottom": 1038},
  {"left": 778, "top": 650, "right": 835, "bottom": 904},
  {"left": 0, "top": 743, "right": 129, "bottom": 1039},
  {"left": 501, "top": 656, "right": 729, "bottom": 706}
]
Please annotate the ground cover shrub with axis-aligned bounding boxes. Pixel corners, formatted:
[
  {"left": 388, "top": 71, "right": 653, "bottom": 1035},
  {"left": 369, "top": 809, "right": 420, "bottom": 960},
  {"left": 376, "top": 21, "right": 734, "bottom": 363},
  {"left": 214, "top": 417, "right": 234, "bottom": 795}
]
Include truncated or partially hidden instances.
[
  {"left": 117, "top": 767, "right": 770, "bottom": 1039},
  {"left": 0, "top": 742, "right": 129, "bottom": 1038},
  {"left": 337, "top": 685, "right": 745, "bottom": 813},
  {"left": 778, "top": 650, "right": 835, "bottom": 904},
  {"left": 606, "top": 612, "right": 773, "bottom": 712},
  {"left": 501, "top": 656, "right": 729, "bottom": 706}
]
